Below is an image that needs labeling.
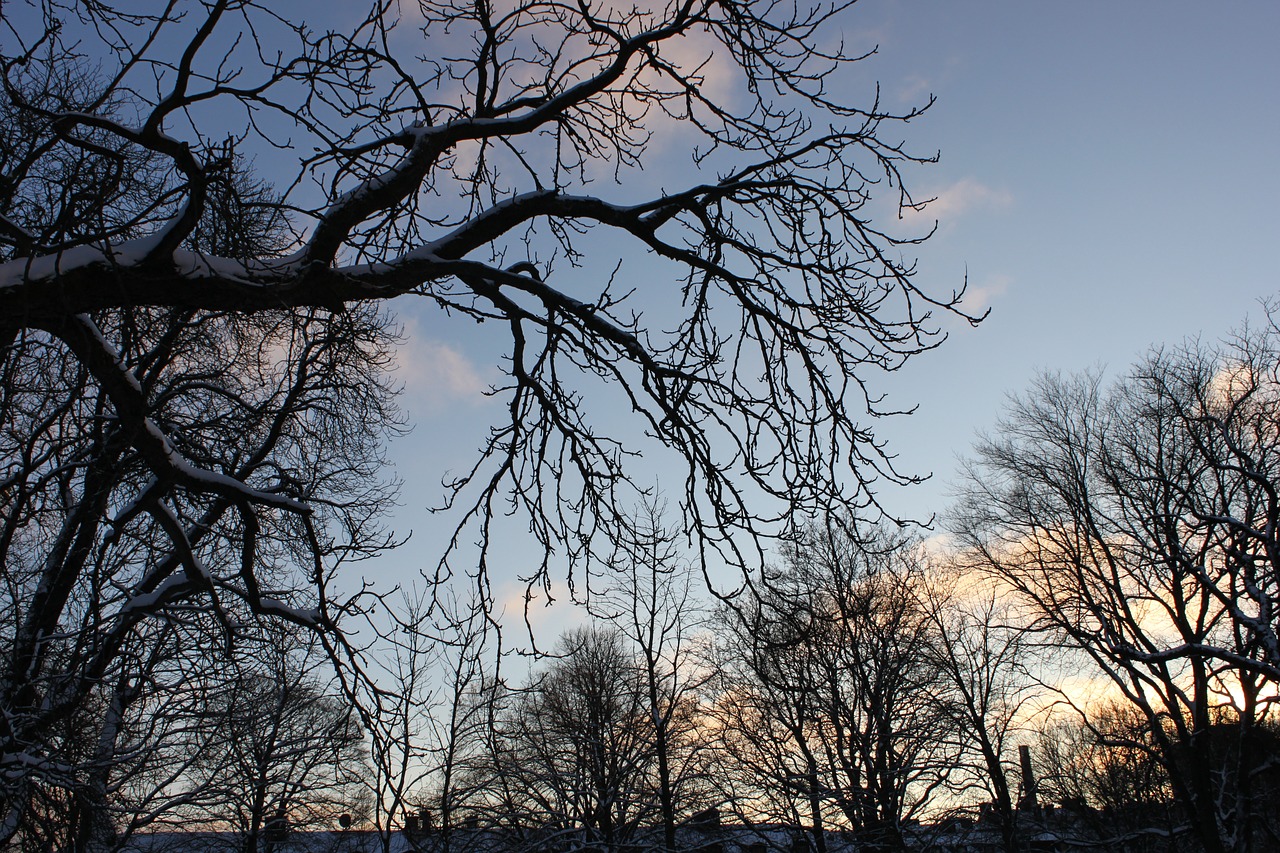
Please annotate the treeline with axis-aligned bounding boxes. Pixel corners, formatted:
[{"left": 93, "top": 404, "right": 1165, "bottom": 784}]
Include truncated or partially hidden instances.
[
  {"left": 11, "top": 315, "right": 1280, "bottom": 853},
  {"left": 34, "top": 312, "right": 1280, "bottom": 853},
  {"left": 428, "top": 502, "right": 1278, "bottom": 853},
  {"left": 418, "top": 312, "right": 1280, "bottom": 853}
]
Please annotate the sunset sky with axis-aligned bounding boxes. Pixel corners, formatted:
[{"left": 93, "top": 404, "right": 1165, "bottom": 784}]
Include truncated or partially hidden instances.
[
  {"left": 4, "top": 2, "right": 1273, "bottom": 829},
  {"left": 379, "top": 1, "right": 1279, "bottom": 618}
]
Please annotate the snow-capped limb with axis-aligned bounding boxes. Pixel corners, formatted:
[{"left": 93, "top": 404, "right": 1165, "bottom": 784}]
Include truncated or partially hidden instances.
[
  {"left": 1111, "top": 639, "right": 1280, "bottom": 684},
  {"left": 0, "top": 244, "right": 113, "bottom": 290},
  {"left": 250, "top": 598, "right": 323, "bottom": 628},
  {"left": 116, "top": 574, "right": 190, "bottom": 619},
  {"left": 296, "top": 2, "right": 713, "bottom": 269},
  {"left": 0, "top": 131, "right": 910, "bottom": 323},
  {"left": 0, "top": 214, "right": 46, "bottom": 259}
]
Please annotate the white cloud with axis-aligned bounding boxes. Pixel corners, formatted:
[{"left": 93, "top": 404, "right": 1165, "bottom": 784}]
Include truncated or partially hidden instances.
[
  {"left": 918, "top": 530, "right": 955, "bottom": 558},
  {"left": 896, "top": 74, "right": 933, "bottom": 105},
  {"left": 906, "top": 177, "right": 1013, "bottom": 225},
  {"left": 492, "top": 579, "right": 594, "bottom": 652}
]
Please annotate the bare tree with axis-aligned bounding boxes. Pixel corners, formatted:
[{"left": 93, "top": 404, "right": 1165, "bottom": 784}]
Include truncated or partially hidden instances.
[
  {"left": 178, "top": 629, "right": 371, "bottom": 851},
  {"left": 954, "top": 312, "right": 1280, "bottom": 853},
  {"left": 358, "top": 590, "right": 500, "bottom": 853},
  {"left": 62, "top": 620, "right": 242, "bottom": 852},
  {"left": 0, "top": 34, "right": 403, "bottom": 838},
  {"left": 358, "top": 594, "right": 443, "bottom": 852},
  {"left": 0, "top": 0, "right": 967, "bottom": 596},
  {"left": 1031, "top": 702, "right": 1182, "bottom": 849},
  {"left": 715, "top": 522, "right": 956, "bottom": 853},
  {"left": 2, "top": 0, "right": 969, "bottom": 836},
  {"left": 478, "top": 626, "right": 657, "bottom": 853},
  {"left": 0, "top": 167, "right": 400, "bottom": 850},
  {"left": 0, "top": 298, "right": 400, "bottom": 833},
  {"left": 599, "top": 500, "right": 715, "bottom": 853},
  {"left": 917, "top": 569, "right": 1038, "bottom": 853}
]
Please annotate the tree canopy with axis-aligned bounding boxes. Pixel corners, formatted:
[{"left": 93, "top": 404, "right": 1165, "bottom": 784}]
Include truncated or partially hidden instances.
[{"left": 0, "top": 0, "right": 969, "bottom": 842}]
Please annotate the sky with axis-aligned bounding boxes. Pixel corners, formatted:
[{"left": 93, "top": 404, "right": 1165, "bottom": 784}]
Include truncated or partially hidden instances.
[
  {"left": 852, "top": 1, "right": 1280, "bottom": 524},
  {"left": 374, "top": 0, "right": 1280, "bottom": 627}
]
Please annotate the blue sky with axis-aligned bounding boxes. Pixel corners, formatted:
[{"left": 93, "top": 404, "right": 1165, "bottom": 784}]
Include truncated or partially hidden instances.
[
  {"left": 379, "top": 1, "right": 1279, "bottom": 620},
  {"left": 856, "top": 1, "right": 1280, "bottom": 524}
]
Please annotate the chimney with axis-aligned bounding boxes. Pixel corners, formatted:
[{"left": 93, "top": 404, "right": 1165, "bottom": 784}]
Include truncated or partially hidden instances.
[{"left": 1018, "top": 744, "right": 1038, "bottom": 811}]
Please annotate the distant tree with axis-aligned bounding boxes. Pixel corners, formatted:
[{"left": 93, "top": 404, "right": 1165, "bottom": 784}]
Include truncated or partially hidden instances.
[
  {"left": 64, "top": 621, "right": 239, "bottom": 852},
  {"left": 361, "top": 591, "right": 499, "bottom": 853},
  {"left": 179, "top": 632, "right": 371, "bottom": 851},
  {"left": 715, "top": 521, "right": 955, "bottom": 853},
  {"left": 481, "top": 627, "right": 656, "bottom": 852},
  {"left": 1032, "top": 703, "right": 1182, "bottom": 849},
  {"left": 954, "top": 311, "right": 1280, "bottom": 853},
  {"left": 599, "top": 500, "right": 715, "bottom": 853},
  {"left": 918, "top": 572, "right": 1038, "bottom": 853}
]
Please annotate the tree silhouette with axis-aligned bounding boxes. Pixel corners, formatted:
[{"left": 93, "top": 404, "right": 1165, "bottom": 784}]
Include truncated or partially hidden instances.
[
  {"left": 0, "top": 0, "right": 968, "bottom": 837},
  {"left": 955, "top": 313, "right": 1280, "bottom": 853}
]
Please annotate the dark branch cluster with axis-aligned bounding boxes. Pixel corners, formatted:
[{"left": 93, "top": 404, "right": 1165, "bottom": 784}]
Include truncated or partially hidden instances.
[{"left": 0, "top": 0, "right": 968, "bottom": 839}]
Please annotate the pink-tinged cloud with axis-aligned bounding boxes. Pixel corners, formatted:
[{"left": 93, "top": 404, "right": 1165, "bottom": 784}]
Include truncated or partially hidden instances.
[
  {"left": 394, "top": 320, "right": 491, "bottom": 407},
  {"left": 962, "top": 272, "right": 1012, "bottom": 314}
]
